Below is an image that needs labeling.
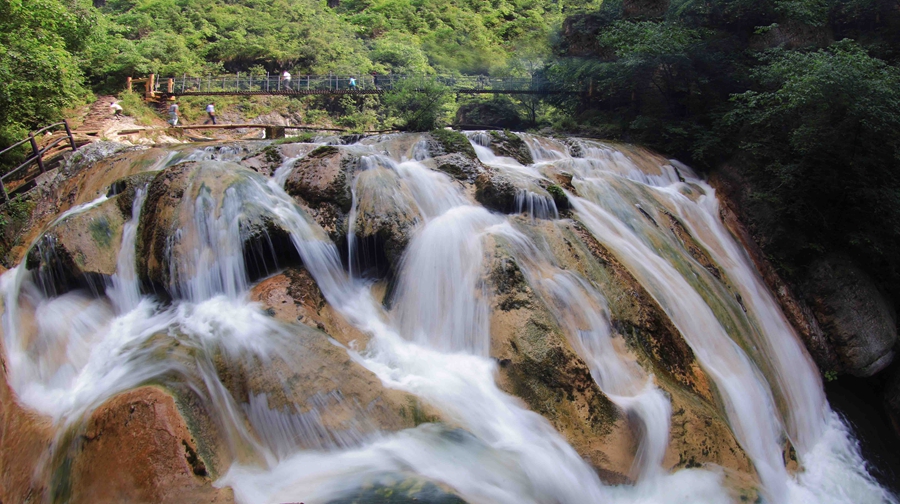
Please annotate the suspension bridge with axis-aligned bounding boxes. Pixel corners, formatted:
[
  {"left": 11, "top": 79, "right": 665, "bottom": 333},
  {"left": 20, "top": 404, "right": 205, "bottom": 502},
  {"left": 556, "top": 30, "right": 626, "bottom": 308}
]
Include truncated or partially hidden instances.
[{"left": 129, "top": 74, "right": 583, "bottom": 99}]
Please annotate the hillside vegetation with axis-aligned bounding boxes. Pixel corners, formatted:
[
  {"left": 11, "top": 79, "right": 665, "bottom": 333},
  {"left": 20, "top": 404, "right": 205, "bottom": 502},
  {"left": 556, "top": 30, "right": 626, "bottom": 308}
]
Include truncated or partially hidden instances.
[
  {"left": 2, "top": 0, "right": 900, "bottom": 309},
  {"left": 545, "top": 0, "right": 900, "bottom": 305}
]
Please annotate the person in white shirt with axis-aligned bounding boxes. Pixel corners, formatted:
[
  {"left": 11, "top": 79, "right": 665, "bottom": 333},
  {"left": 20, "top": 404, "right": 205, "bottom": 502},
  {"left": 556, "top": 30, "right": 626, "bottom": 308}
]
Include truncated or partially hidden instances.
[
  {"left": 204, "top": 103, "right": 217, "bottom": 125},
  {"left": 282, "top": 70, "right": 291, "bottom": 90},
  {"left": 110, "top": 101, "right": 123, "bottom": 120}
]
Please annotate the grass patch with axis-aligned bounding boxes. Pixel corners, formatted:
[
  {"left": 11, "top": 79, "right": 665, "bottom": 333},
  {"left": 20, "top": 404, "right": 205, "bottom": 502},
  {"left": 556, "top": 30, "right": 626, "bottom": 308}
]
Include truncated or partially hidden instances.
[{"left": 116, "top": 92, "right": 161, "bottom": 126}]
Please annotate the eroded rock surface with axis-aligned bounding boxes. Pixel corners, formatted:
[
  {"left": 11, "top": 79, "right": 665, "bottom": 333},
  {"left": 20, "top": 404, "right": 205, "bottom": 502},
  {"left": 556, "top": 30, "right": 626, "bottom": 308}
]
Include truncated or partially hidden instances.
[
  {"left": 64, "top": 386, "right": 233, "bottom": 504},
  {"left": 803, "top": 256, "right": 898, "bottom": 377}
]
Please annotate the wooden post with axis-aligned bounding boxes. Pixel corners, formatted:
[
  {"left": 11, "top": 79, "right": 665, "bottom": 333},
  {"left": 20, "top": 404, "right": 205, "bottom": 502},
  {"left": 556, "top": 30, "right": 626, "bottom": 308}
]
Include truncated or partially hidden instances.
[
  {"left": 266, "top": 72, "right": 270, "bottom": 92},
  {"left": 181, "top": 73, "right": 186, "bottom": 93},
  {"left": 63, "top": 120, "right": 76, "bottom": 151},
  {"left": 167, "top": 78, "right": 174, "bottom": 94},
  {"left": 148, "top": 74, "right": 156, "bottom": 99},
  {"left": 29, "top": 133, "right": 45, "bottom": 173},
  {"left": 264, "top": 126, "right": 285, "bottom": 139},
  {"left": 126, "top": 76, "right": 133, "bottom": 93},
  {"left": 0, "top": 178, "right": 8, "bottom": 203}
]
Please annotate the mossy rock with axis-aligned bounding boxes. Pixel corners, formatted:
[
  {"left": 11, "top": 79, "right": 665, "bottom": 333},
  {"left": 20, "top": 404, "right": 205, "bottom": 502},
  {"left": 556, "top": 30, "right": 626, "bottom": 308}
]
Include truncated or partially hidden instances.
[
  {"left": 432, "top": 153, "right": 485, "bottom": 182},
  {"left": 108, "top": 171, "right": 158, "bottom": 218},
  {"left": 429, "top": 129, "right": 477, "bottom": 160},
  {"left": 488, "top": 130, "right": 533, "bottom": 165},
  {"left": 25, "top": 196, "right": 127, "bottom": 295}
]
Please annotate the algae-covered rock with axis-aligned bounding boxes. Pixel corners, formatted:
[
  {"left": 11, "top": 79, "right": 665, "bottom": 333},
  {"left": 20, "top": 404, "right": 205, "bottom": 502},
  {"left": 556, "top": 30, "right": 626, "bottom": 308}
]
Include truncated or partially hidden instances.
[
  {"left": 25, "top": 196, "right": 126, "bottom": 295},
  {"left": 488, "top": 130, "right": 533, "bottom": 165},
  {"left": 432, "top": 153, "right": 485, "bottom": 182},
  {"left": 428, "top": 129, "right": 477, "bottom": 160},
  {"left": 474, "top": 168, "right": 519, "bottom": 214},
  {"left": 485, "top": 239, "right": 634, "bottom": 483},
  {"left": 284, "top": 145, "right": 354, "bottom": 212}
]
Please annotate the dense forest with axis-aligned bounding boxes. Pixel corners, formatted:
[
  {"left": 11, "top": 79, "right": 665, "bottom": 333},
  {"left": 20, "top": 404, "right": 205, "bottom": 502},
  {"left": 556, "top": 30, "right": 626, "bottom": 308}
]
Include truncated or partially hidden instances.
[{"left": 2, "top": 0, "right": 900, "bottom": 316}]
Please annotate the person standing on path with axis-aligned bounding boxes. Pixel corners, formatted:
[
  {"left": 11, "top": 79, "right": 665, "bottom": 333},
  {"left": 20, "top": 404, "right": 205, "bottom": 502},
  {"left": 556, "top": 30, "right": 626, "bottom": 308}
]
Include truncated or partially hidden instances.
[
  {"left": 282, "top": 70, "right": 292, "bottom": 91},
  {"left": 204, "top": 103, "right": 217, "bottom": 125},
  {"left": 168, "top": 100, "right": 179, "bottom": 126},
  {"left": 109, "top": 101, "right": 123, "bottom": 120}
]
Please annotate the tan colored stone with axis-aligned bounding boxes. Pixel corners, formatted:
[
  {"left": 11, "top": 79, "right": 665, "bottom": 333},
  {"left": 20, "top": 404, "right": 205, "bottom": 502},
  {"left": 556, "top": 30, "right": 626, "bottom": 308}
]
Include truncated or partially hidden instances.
[{"left": 66, "top": 386, "right": 233, "bottom": 504}]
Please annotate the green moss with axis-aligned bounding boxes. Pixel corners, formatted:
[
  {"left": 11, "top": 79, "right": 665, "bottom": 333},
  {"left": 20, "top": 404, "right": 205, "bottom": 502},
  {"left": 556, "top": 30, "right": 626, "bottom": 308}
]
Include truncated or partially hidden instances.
[
  {"left": 89, "top": 217, "right": 113, "bottom": 248},
  {"left": 430, "top": 129, "right": 477, "bottom": 159},
  {"left": 310, "top": 145, "right": 339, "bottom": 158}
]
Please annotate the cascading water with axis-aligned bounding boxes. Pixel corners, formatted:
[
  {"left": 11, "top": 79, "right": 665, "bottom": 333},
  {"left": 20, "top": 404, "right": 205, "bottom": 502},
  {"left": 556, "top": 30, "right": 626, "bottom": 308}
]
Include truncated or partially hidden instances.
[{"left": 0, "top": 134, "right": 895, "bottom": 504}]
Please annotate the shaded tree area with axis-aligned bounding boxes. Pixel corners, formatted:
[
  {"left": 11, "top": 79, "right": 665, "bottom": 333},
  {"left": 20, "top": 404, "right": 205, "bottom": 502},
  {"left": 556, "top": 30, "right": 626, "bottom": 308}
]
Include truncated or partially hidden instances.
[
  {"left": 0, "top": 0, "right": 97, "bottom": 159},
  {"left": 546, "top": 0, "right": 900, "bottom": 303}
]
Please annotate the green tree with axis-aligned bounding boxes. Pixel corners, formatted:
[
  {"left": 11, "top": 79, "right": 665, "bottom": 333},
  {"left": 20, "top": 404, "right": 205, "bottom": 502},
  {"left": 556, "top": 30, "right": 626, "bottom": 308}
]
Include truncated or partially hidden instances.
[
  {"left": 0, "top": 0, "right": 96, "bottom": 166},
  {"left": 382, "top": 77, "right": 454, "bottom": 131}
]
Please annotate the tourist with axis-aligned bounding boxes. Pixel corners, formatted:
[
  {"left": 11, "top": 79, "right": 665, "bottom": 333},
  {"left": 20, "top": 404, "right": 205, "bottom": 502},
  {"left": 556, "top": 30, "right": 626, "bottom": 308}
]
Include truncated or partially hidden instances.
[
  {"left": 109, "top": 101, "right": 123, "bottom": 120},
  {"left": 349, "top": 76, "right": 357, "bottom": 90},
  {"left": 282, "top": 70, "right": 291, "bottom": 90},
  {"left": 372, "top": 71, "right": 379, "bottom": 90},
  {"left": 168, "top": 99, "right": 179, "bottom": 126},
  {"left": 204, "top": 103, "right": 217, "bottom": 125}
]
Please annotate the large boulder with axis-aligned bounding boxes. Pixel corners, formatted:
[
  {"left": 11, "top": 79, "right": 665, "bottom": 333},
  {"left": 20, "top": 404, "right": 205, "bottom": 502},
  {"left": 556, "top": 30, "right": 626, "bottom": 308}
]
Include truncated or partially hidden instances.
[
  {"left": 283, "top": 145, "right": 355, "bottom": 244},
  {"left": 486, "top": 130, "right": 533, "bottom": 166},
  {"left": 240, "top": 142, "right": 319, "bottom": 177},
  {"left": 455, "top": 101, "right": 523, "bottom": 129},
  {"left": 62, "top": 386, "right": 233, "bottom": 504},
  {"left": 432, "top": 153, "right": 485, "bottom": 182},
  {"left": 474, "top": 168, "right": 519, "bottom": 213},
  {"left": 284, "top": 145, "right": 353, "bottom": 211},
  {"left": 802, "top": 256, "right": 898, "bottom": 377},
  {"left": 427, "top": 129, "right": 477, "bottom": 160},
  {"left": 137, "top": 161, "right": 304, "bottom": 294},
  {"left": 25, "top": 196, "right": 128, "bottom": 296}
]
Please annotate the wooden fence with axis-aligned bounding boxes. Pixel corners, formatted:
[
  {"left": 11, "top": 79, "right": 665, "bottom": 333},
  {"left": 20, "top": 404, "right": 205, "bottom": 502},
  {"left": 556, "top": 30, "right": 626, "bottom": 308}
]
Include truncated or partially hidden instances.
[{"left": 0, "top": 121, "right": 77, "bottom": 202}]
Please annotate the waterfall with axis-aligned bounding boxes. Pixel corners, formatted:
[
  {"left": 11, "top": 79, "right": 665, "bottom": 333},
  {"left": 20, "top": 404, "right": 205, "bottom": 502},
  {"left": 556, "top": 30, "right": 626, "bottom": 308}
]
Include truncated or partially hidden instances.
[
  {"left": 0, "top": 134, "right": 894, "bottom": 504},
  {"left": 109, "top": 188, "right": 146, "bottom": 313}
]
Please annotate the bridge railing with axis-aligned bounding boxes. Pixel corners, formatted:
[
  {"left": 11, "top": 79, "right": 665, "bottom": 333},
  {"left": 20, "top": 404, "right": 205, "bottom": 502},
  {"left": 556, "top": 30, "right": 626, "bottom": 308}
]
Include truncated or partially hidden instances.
[
  {"left": 154, "top": 74, "right": 571, "bottom": 94},
  {"left": 0, "top": 121, "right": 77, "bottom": 202}
]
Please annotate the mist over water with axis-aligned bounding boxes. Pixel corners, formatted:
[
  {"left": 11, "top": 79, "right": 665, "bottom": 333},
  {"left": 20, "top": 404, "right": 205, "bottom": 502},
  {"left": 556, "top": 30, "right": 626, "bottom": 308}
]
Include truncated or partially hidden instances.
[{"left": 0, "top": 132, "right": 895, "bottom": 503}]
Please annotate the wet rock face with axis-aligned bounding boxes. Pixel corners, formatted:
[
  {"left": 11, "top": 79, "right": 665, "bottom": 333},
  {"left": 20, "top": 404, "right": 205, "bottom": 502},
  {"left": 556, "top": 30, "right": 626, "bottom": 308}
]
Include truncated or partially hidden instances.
[
  {"left": 63, "top": 386, "right": 233, "bottom": 504},
  {"left": 432, "top": 153, "right": 485, "bottom": 182},
  {"left": 474, "top": 168, "right": 519, "bottom": 213},
  {"left": 486, "top": 244, "right": 633, "bottom": 483},
  {"left": 353, "top": 168, "right": 422, "bottom": 274},
  {"left": 25, "top": 196, "right": 127, "bottom": 296},
  {"left": 803, "top": 256, "right": 898, "bottom": 377},
  {"left": 427, "top": 129, "right": 477, "bottom": 160},
  {"left": 488, "top": 130, "right": 533, "bottom": 166},
  {"left": 0, "top": 338, "right": 53, "bottom": 504},
  {"left": 283, "top": 145, "right": 354, "bottom": 245},
  {"left": 108, "top": 171, "right": 157, "bottom": 217},
  {"left": 284, "top": 145, "right": 353, "bottom": 212}
]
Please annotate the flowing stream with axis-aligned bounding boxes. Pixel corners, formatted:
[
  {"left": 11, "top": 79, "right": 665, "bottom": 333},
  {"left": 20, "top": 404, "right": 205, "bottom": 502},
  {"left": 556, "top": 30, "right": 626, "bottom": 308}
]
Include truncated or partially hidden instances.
[{"left": 0, "top": 132, "right": 895, "bottom": 504}]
